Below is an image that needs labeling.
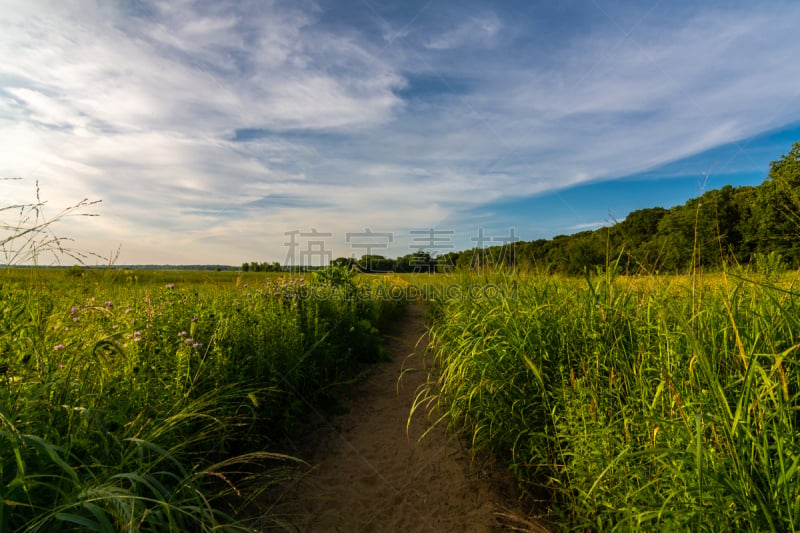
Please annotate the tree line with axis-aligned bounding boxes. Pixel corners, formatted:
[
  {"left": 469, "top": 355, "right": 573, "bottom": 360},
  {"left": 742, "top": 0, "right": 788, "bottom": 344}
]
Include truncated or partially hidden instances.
[
  {"left": 440, "top": 138, "right": 800, "bottom": 275},
  {"left": 243, "top": 139, "right": 800, "bottom": 275},
  {"left": 240, "top": 261, "right": 283, "bottom": 272}
]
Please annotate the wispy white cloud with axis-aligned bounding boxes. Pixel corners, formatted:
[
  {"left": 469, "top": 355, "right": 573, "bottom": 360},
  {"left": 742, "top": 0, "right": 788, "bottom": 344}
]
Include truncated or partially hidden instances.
[
  {"left": 569, "top": 221, "right": 612, "bottom": 231},
  {"left": 1, "top": 1, "right": 799, "bottom": 263},
  {"left": 424, "top": 13, "right": 501, "bottom": 50}
]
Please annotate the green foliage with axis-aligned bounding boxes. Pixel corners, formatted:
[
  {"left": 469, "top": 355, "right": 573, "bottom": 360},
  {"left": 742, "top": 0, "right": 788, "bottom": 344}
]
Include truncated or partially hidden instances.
[
  {"left": 311, "top": 265, "right": 357, "bottom": 289},
  {"left": 0, "top": 269, "right": 405, "bottom": 531},
  {"left": 417, "top": 267, "right": 800, "bottom": 530},
  {"left": 240, "top": 261, "right": 282, "bottom": 272},
  {"left": 755, "top": 142, "right": 800, "bottom": 263},
  {"left": 357, "top": 254, "right": 397, "bottom": 272}
]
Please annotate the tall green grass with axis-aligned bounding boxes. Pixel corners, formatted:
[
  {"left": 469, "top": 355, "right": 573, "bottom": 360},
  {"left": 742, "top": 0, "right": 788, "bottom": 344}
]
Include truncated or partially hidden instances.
[
  {"left": 1, "top": 268, "right": 406, "bottom": 531},
  {"left": 416, "top": 266, "right": 800, "bottom": 530}
]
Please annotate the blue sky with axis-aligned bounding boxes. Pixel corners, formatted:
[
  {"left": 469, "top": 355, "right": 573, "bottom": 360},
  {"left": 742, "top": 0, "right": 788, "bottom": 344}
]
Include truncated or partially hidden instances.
[{"left": 2, "top": 0, "right": 800, "bottom": 265}]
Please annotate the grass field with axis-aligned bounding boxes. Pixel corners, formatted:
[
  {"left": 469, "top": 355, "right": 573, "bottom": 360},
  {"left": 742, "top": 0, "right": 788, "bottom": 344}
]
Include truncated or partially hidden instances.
[
  {"left": 415, "top": 264, "right": 800, "bottom": 531},
  {"left": 0, "top": 267, "right": 406, "bottom": 531},
  {"left": 4, "top": 262, "right": 800, "bottom": 531}
]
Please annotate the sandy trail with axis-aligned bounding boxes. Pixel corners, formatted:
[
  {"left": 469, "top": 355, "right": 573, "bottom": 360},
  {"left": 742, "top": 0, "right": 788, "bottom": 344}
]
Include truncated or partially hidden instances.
[{"left": 277, "top": 303, "right": 532, "bottom": 532}]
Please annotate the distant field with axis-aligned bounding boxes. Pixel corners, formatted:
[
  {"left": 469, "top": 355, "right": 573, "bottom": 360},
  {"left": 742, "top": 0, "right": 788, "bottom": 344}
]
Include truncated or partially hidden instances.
[{"left": 0, "top": 267, "right": 288, "bottom": 285}]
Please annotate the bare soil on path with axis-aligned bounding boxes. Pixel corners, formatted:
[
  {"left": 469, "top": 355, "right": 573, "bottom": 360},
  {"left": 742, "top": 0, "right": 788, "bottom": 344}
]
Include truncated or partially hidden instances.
[{"left": 276, "top": 303, "right": 538, "bottom": 532}]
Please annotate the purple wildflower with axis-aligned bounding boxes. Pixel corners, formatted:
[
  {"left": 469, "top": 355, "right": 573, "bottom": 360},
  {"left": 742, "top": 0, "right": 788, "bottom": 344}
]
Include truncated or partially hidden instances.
[
  {"left": 166, "top": 283, "right": 175, "bottom": 289},
  {"left": 192, "top": 342, "right": 203, "bottom": 349},
  {"left": 54, "top": 344, "right": 64, "bottom": 351},
  {"left": 105, "top": 301, "right": 113, "bottom": 308}
]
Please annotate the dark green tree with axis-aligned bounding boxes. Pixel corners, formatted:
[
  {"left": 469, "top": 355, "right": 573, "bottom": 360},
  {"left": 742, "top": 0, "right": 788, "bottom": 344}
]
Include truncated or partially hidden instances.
[{"left": 755, "top": 140, "right": 800, "bottom": 263}]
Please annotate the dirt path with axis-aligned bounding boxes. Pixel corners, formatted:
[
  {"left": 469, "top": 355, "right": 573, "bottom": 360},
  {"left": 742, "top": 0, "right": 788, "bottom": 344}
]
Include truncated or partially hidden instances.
[{"left": 276, "top": 303, "right": 534, "bottom": 532}]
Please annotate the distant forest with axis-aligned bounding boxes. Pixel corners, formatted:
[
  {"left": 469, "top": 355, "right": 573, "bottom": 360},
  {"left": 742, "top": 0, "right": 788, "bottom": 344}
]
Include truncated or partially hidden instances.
[
  {"left": 244, "top": 139, "right": 800, "bottom": 275},
  {"left": 499, "top": 138, "right": 800, "bottom": 274}
]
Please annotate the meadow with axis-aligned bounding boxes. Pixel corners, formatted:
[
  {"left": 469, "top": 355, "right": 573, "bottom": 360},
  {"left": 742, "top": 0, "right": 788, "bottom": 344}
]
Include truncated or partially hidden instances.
[
  {"left": 415, "top": 261, "right": 800, "bottom": 531},
  {"left": 0, "top": 267, "right": 406, "bottom": 531},
  {"left": 4, "top": 260, "right": 800, "bottom": 532}
]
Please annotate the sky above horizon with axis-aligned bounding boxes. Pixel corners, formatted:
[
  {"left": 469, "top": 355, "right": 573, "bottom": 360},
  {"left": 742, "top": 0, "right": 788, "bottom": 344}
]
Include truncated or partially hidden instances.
[{"left": 2, "top": 0, "right": 800, "bottom": 265}]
